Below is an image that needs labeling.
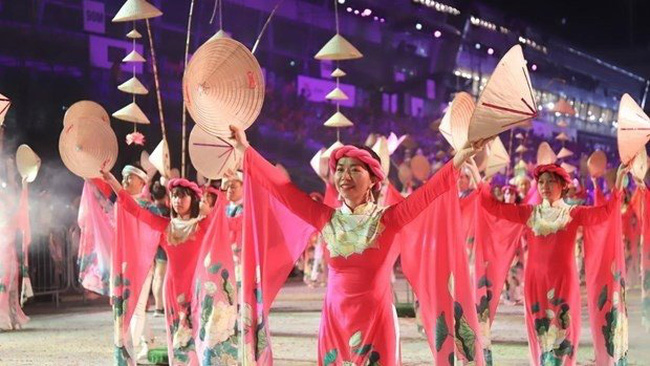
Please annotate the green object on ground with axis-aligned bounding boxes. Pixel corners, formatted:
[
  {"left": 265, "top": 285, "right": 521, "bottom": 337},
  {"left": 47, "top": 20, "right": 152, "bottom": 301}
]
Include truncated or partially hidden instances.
[
  {"left": 395, "top": 302, "right": 416, "bottom": 318},
  {"left": 148, "top": 347, "right": 169, "bottom": 365}
]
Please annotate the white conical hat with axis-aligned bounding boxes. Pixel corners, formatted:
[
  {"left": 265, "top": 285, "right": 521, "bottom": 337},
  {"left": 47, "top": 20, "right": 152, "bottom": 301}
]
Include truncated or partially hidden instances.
[
  {"left": 515, "top": 132, "right": 525, "bottom": 139},
  {"left": 310, "top": 148, "right": 328, "bottom": 179},
  {"left": 331, "top": 68, "right": 347, "bottom": 78},
  {"left": 440, "top": 92, "right": 475, "bottom": 150},
  {"left": 118, "top": 76, "right": 149, "bottom": 95},
  {"left": 64, "top": 100, "right": 110, "bottom": 127},
  {"left": 0, "top": 93, "right": 10, "bottom": 126},
  {"left": 617, "top": 93, "right": 650, "bottom": 165},
  {"left": 208, "top": 29, "right": 231, "bottom": 42},
  {"left": 364, "top": 133, "right": 377, "bottom": 147},
  {"left": 325, "top": 87, "right": 348, "bottom": 101},
  {"left": 472, "top": 148, "right": 489, "bottom": 172},
  {"left": 139, "top": 150, "right": 157, "bottom": 180},
  {"left": 189, "top": 125, "right": 242, "bottom": 180},
  {"left": 515, "top": 144, "right": 528, "bottom": 154},
  {"left": 555, "top": 132, "right": 570, "bottom": 142},
  {"left": 536, "top": 142, "right": 557, "bottom": 165},
  {"left": 557, "top": 147, "right": 573, "bottom": 159},
  {"left": 314, "top": 34, "right": 363, "bottom": 61},
  {"left": 398, "top": 163, "right": 413, "bottom": 185},
  {"left": 123, "top": 50, "right": 146, "bottom": 63},
  {"left": 387, "top": 132, "right": 407, "bottom": 155},
  {"left": 485, "top": 137, "right": 510, "bottom": 178},
  {"left": 149, "top": 139, "right": 171, "bottom": 178},
  {"left": 324, "top": 111, "right": 354, "bottom": 128},
  {"left": 410, "top": 155, "right": 430, "bottom": 181},
  {"left": 631, "top": 147, "right": 648, "bottom": 182},
  {"left": 587, "top": 150, "right": 607, "bottom": 178},
  {"left": 59, "top": 117, "right": 118, "bottom": 179},
  {"left": 16, "top": 145, "right": 41, "bottom": 183},
  {"left": 372, "top": 136, "right": 390, "bottom": 176},
  {"left": 322, "top": 140, "right": 344, "bottom": 159},
  {"left": 184, "top": 37, "right": 265, "bottom": 137},
  {"left": 560, "top": 162, "right": 576, "bottom": 174},
  {"left": 112, "top": 102, "right": 150, "bottom": 124},
  {"left": 469, "top": 45, "right": 537, "bottom": 142},
  {"left": 553, "top": 99, "right": 576, "bottom": 116},
  {"left": 126, "top": 29, "right": 142, "bottom": 39},
  {"left": 112, "top": 0, "right": 162, "bottom": 22}
]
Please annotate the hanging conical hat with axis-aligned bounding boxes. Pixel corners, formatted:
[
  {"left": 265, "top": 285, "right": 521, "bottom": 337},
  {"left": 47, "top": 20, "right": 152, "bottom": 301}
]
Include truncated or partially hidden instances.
[
  {"left": 64, "top": 100, "right": 110, "bottom": 126},
  {"left": 123, "top": 50, "right": 146, "bottom": 63},
  {"left": 16, "top": 145, "right": 41, "bottom": 183},
  {"left": 324, "top": 111, "right": 353, "bottom": 127},
  {"left": 112, "top": 102, "right": 150, "bottom": 124},
  {"left": 372, "top": 136, "right": 390, "bottom": 176},
  {"left": 189, "top": 125, "right": 242, "bottom": 180},
  {"left": 440, "top": 92, "right": 475, "bottom": 150},
  {"left": 112, "top": 0, "right": 162, "bottom": 22},
  {"left": 485, "top": 137, "right": 510, "bottom": 178},
  {"left": 468, "top": 45, "right": 537, "bottom": 142},
  {"left": 587, "top": 150, "right": 607, "bottom": 178},
  {"left": 553, "top": 99, "right": 576, "bottom": 116},
  {"left": 322, "top": 140, "right": 344, "bottom": 159},
  {"left": 536, "top": 142, "right": 557, "bottom": 165},
  {"left": 310, "top": 148, "right": 328, "bottom": 179},
  {"left": 515, "top": 132, "right": 525, "bottom": 139},
  {"left": 617, "top": 93, "right": 650, "bottom": 165},
  {"left": 410, "top": 155, "right": 430, "bottom": 181},
  {"left": 398, "top": 163, "right": 413, "bottom": 185},
  {"left": 387, "top": 132, "right": 407, "bottom": 155},
  {"left": 139, "top": 150, "right": 157, "bottom": 180},
  {"left": 631, "top": 147, "right": 648, "bottom": 182},
  {"left": 126, "top": 29, "right": 142, "bottom": 39},
  {"left": 118, "top": 77, "right": 148, "bottom": 95},
  {"left": 149, "top": 139, "right": 171, "bottom": 178},
  {"left": 555, "top": 132, "right": 570, "bottom": 142},
  {"left": 325, "top": 87, "right": 348, "bottom": 101},
  {"left": 184, "top": 37, "right": 265, "bottom": 137},
  {"left": 314, "top": 34, "right": 363, "bottom": 61},
  {"left": 0, "top": 93, "right": 10, "bottom": 126},
  {"left": 59, "top": 117, "right": 118, "bottom": 179},
  {"left": 364, "top": 133, "right": 377, "bottom": 147},
  {"left": 515, "top": 144, "right": 528, "bottom": 154},
  {"left": 331, "top": 68, "right": 346, "bottom": 78},
  {"left": 208, "top": 29, "right": 231, "bottom": 42},
  {"left": 561, "top": 162, "right": 576, "bottom": 174},
  {"left": 557, "top": 147, "right": 573, "bottom": 159},
  {"left": 557, "top": 120, "right": 569, "bottom": 128}
]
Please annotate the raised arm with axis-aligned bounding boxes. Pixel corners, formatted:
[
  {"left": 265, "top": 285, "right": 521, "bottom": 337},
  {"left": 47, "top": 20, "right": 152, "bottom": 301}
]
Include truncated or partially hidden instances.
[
  {"left": 571, "top": 189, "right": 621, "bottom": 226},
  {"left": 479, "top": 183, "right": 531, "bottom": 224},
  {"left": 116, "top": 189, "right": 169, "bottom": 232}
]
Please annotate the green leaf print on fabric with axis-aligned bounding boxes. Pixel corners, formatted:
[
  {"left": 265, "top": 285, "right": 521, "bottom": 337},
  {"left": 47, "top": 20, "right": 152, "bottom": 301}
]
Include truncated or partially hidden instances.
[
  {"left": 531, "top": 302, "right": 541, "bottom": 314},
  {"left": 598, "top": 285, "right": 608, "bottom": 311},
  {"left": 435, "top": 312, "right": 449, "bottom": 352},
  {"left": 453, "top": 302, "right": 476, "bottom": 362},
  {"left": 323, "top": 349, "right": 338, "bottom": 366},
  {"left": 349, "top": 331, "right": 362, "bottom": 347},
  {"left": 208, "top": 263, "right": 222, "bottom": 274},
  {"left": 354, "top": 344, "right": 372, "bottom": 356},
  {"left": 477, "top": 275, "right": 492, "bottom": 289}
]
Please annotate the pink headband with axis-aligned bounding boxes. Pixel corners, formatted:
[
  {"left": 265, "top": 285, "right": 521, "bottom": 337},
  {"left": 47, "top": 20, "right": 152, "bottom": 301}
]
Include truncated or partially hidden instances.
[
  {"left": 329, "top": 145, "right": 386, "bottom": 182},
  {"left": 203, "top": 185, "right": 221, "bottom": 196},
  {"left": 534, "top": 164, "right": 571, "bottom": 185},
  {"left": 167, "top": 178, "right": 202, "bottom": 199}
]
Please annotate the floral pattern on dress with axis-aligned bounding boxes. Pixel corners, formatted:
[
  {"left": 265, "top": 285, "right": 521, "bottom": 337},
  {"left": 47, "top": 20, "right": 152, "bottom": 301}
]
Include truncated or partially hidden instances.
[
  {"left": 531, "top": 288, "right": 575, "bottom": 366},
  {"left": 323, "top": 331, "right": 380, "bottom": 366},
  {"left": 527, "top": 200, "right": 573, "bottom": 236},
  {"left": 322, "top": 203, "right": 386, "bottom": 259}
]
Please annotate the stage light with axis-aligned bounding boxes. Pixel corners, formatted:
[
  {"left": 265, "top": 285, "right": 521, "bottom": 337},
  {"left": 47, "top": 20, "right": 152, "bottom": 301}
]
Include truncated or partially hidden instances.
[
  {"left": 434, "top": 30, "right": 442, "bottom": 38},
  {"left": 346, "top": 7, "right": 352, "bottom": 12},
  {"left": 416, "top": 23, "right": 423, "bottom": 30},
  {"left": 354, "top": 9, "right": 359, "bottom": 15},
  {"left": 531, "top": 64, "right": 537, "bottom": 71},
  {"left": 361, "top": 9, "right": 372, "bottom": 16},
  {"left": 380, "top": 18, "right": 385, "bottom": 22},
  {"left": 474, "top": 43, "right": 481, "bottom": 50},
  {"left": 374, "top": 16, "right": 379, "bottom": 20},
  {"left": 487, "top": 47, "right": 494, "bottom": 55}
]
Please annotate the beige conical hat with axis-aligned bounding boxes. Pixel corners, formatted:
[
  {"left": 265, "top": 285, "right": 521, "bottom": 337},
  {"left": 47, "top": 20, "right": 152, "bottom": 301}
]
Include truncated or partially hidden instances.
[
  {"left": 617, "top": 93, "right": 650, "bottom": 165},
  {"left": 469, "top": 45, "right": 537, "bottom": 142},
  {"left": 587, "top": 150, "right": 607, "bottom": 178},
  {"left": 553, "top": 99, "right": 576, "bottom": 116},
  {"left": 0, "top": 93, "right": 10, "bottom": 126},
  {"left": 515, "top": 132, "right": 525, "bottom": 139},
  {"left": 441, "top": 92, "right": 475, "bottom": 150},
  {"left": 364, "top": 133, "right": 377, "bottom": 147},
  {"left": 314, "top": 34, "right": 363, "bottom": 61},
  {"left": 485, "top": 137, "right": 510, "bottom": 178},
  {"left": 196, "top": 172, "right": 206, "bottom": 186},
  {"left": 139, "top": 150, "right": 157, "bottom": 179},
  {"left": 398, "top": 163, "right": 413, "bottom": 185},
  {"left": 324, "top": 111, "right": 354, "bottom": 128},
  {"left": 310, "top": 148, "right": 328, "bottom": 179},
  {"left": 149, "top": 139, "right": 171, "bottom": 178},
  {"left": 16, "top": 144, "right": 41, "bottom": 183},
  {"left": 322, "top": 140, "right": 344, "bottom": 159},
  {"left": 126, "top": 29, "right": 142, "bottom": 39},
  {"left": 557, "top": 120, "right": 569, "bottom": 128},
  {"left": 372, "top": 136, "right": 390, "bottom": 176},
  {"left": 387, "top": 132, "right": 407, "bottom": 155},
  {"left": 536, "top": 142, "right": 557, "bottom": 165},
  {"left": 515, "top": 144, "right": 528, "bottom": 154},
  {"left": 631, "top": 147, "right": 648, "bottom": 182},
  {"left": 208, "top": 29, "right": 231, "bottom": 42},
  {"left": 123, "top": 50, "right": 146, "bottom": 63},
  {"left": 118, "top": 76, "right": 149, "bottom": 95},
  {"left": 184, "top": 37, "right": 265, "bottom": 137},
  {"left": 325, "top": 87, "right": 348, "bottom": 101},
  {"left": 410, "top": 155, "right": 430, "bottom": 181},
  {"left": 112, "top": 102, "right": 150, "bottom": 124},
  {"left": 561, "top": 162, "right": 576, "bottom": 174},
  {"left": 472, "top": 148, "right": 489, "bottom": 172},
  {"left": 189, "top": 125, "right": 242, "bottom": 180},
  {"left": 557, "top": 147, "right": 573, "bottom": 159},
  {"left": 555, "top": 132, "right": 570, "bottom": 142},
  {"left": 63, "top": 100, "right": 110, "bottom": 126},
  {"left": 59, "top": 117, "right": 118, "bottom": 179},
  {"left": 331, "top": 68, "right": 347, "bottom": 78},
  {"left": 112, "top": 0, "right": 162, "bottom": 22}
]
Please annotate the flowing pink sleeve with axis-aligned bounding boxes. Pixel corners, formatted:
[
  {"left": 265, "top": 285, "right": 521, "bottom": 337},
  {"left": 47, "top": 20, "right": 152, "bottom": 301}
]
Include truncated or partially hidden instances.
[
  {"left": 572, "top": 189, "right": 621, "bottom": 227},
  {"left": 479, "top": 183, "right": 532, "bottom": 224},
  {"left": 382, "top": 160, "right": 458, "bottom": 228},
  {"left": 17, "top": 185, "right": 33, "bottom": 305},
  {"left": 593, "top": 184, "right": 606, "bottom": 206},
  {"left": 117, "top": 190, "right": 168, "bottom": 232}
]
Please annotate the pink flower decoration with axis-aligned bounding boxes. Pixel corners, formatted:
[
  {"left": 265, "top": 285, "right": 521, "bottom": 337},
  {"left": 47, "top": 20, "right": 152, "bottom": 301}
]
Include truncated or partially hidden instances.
[{"left": 126, "top": 132, "right": 146, "bottom": 146}]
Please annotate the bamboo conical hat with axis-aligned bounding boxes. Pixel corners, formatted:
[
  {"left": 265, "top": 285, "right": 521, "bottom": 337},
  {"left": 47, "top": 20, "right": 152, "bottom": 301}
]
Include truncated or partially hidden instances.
[
  {"left": 587, "top": 150, "right": 607, "bottom": 178},
  {"left": 314, "top": 34, "right": 363, "bottom": 61},
  {"left": 440, "top": 92, "right": 475, "bottom": 150},
  {"left": 515, "top": 132, "right": 525, "bottom": 139},
  {"left": 139, "top": 150, "right": 157, "bottom": 179},
  {"left": 118, "top": 77, "right": 148, "bottom": 95},
  {"left": 472, "top": 148, "right": 489, "bottom": 172},
  {"left": 617, "top": 93, "right": 650, "bottom": 165},
  {"left": 322, "top": 140, "right": 344, "bottom": 159},
  {"left": 364, "top": 133, "right": 377, "bottom": 148},
  {"left": 561, "top": 162, "right": 576, "bottom": 175},
  {"left": 325, "top": 87, "right": 348, "bottom": 101},
  {"left": 515, "top": 144, "right": 528, "bottom": 154},
  {"left": 372, "top": 136, "right": 390, "bottom": 176},
  {"left": 64, "top": 101, "right": 110, "bottom": 126},
  {"left": 112, "top": 0, "right": 162, "bottom": 22},
  {"left": 59, "top": 117, "right": 118, "bottom": 179},
  {"left": 331, "top": 68, "right": 346, "bottom": 78},
  {"left": 149, "top": 139, "right": 171, "bottom": 178},
  {"left": 536, "top": 142, "right": 557, "bottom": 165},
  {"left": 387, "top": 132, "right": 407, "bottom": 155},
  {"left": 557, "top": 147, "right": 573, "bottom": 159},
  {"left": 184, "top": 37, "right": 264, "bottom": 137},
  {"left": 631, "top": 148, "right": 648, "bottom": 182},
  {"left": 208, "top": 29, "right": 231, "bottom": 42},
  {"left": 16, "top": 144, "right": 41, "bottom": 183},
  {"left": 123, "top": 50, "right": 146, "bottom": 63},
  {"left": 410, "top": 155, "right": 430, "bottom": 181},
  {"left": 469, "top": 45, "right": 537, "bottom": 142},
  {"left": 189, "top": 125, "right": 242, "bottom": 180},
  {"left": 557, "top": 120, "right": 569, "bottom": 128},
  {"left": 398, "top": 162, "right": 413, "bottom": 185},
  {"left": 310, "top": 148, "right": 328, "bottom": 179},
  {"left": 0, "top": 93, "right": 10, "bottom": 126},
  {"left": 112, "top": 102, "right": 150, "bottom": 124},
  {"left": 485, "top": 137, "right": 510, "bottom": 178},
  {"left": 126, "top": 29, "right": 142, "bottom": 39},
  {"left": 324, "top": 111, "right": 354, "bottom": 128},
  {"left": 555, "top": 132, "right": 570, "bottom": 142}
]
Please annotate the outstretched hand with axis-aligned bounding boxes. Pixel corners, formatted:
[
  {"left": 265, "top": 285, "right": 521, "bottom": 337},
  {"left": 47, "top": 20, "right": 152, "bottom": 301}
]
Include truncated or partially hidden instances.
[
  {"left": 100, "top": 169, "right": 122, "bottom": 194},
  {"left": 452, "top": 137, "right": 494, "bottom": 169},
  {"left": 230, "top": 125, "right": 250, "bottom": 150},
  {"left": 614, "top": 163, "right": 630, "bottom": 190}
]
